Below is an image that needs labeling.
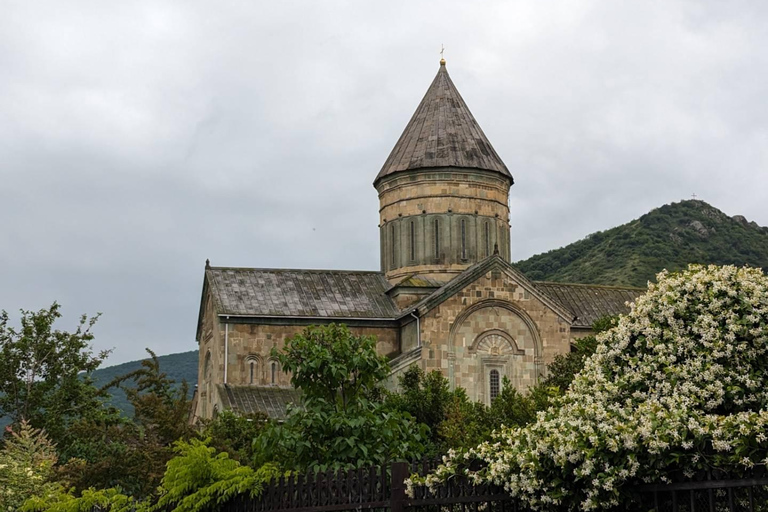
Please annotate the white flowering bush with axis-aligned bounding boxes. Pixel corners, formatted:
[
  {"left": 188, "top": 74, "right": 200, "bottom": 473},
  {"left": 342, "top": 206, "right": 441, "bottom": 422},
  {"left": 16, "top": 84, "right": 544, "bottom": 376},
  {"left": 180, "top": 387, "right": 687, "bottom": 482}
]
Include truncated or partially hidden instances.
[{"left": 412, "top": 265, "right": 768, "bottom": 511}]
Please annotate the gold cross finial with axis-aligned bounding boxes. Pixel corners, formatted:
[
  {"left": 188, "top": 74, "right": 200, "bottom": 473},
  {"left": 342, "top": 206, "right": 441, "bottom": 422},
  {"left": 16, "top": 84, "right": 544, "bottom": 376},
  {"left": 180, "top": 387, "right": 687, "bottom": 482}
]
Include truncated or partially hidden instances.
[{"left": 440, "top": 44, "right": 446, "bottom": 65}]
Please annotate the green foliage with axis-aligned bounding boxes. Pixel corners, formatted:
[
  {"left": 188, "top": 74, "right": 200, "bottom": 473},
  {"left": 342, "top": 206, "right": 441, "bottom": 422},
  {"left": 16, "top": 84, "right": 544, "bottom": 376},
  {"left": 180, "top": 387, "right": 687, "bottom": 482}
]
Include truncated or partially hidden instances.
[
  {"left": 516, "top": 200, "right": 768, "bottom": 287},
  {"left": 200, "top": 411, "right": 268, "bottom": 466},
  {"left": 275, "top": 323, "right": 389, "bottom": 407},
  {"left": 385, "top": 366, "right": 453, "bottom": 451},
  {"left": 543, "top": 316, "right": 618, "bottom": 392},
  {"left": 386, "top": 367, "right": 559, "bottom": 454},
  {"left": 260, "top": 324, "right": 429, "bottom": 471},
  {"left": 56, "top": 349, "right": 193, "bottom": 496},
  {"left": 89, "top": 351, "right": 197, "bottom": 418},
  {"left": 421, "top": 265, "right": 768, "bottom": 510},
  {"left": 0, "top": 303, "right": 111, "bottom": 446},
  {"left": 23, "top": 487, "right": 142, "bottom": 512},
  {"left": 154, "top": 438, "right": 279, "bottom": 512},
  {"left": 0, "top": 421, "right": 60, "bottom": 511},
  {"left": 437, "top": 388, "right": 491, "bottom": 451}
]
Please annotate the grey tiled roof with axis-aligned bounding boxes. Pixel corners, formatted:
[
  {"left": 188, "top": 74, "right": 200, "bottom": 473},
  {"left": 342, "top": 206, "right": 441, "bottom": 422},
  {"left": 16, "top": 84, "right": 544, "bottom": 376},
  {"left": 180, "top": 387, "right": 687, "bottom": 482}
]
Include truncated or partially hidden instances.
[
  {"left": 217, "top": 385, "right": 301, "bottom": 420},
  {"left": 392, "top": 274, "right": 444, "bottom": 288},
  {"left": 375, "top": 62, "right": 512, "bottom": 185},
  {"left": 207, "top": 267, "right": 400, "bottom": 319},
  {"left": 535, "top": 281, "right": 645, "bottom": 328}
]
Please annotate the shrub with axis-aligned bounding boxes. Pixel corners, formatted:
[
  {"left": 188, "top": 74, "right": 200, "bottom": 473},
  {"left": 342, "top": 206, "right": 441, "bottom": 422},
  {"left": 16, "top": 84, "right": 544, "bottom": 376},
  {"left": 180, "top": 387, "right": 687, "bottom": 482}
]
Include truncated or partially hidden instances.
[{"left": 415, "top": 265, "right": 768, "bottom": 510}]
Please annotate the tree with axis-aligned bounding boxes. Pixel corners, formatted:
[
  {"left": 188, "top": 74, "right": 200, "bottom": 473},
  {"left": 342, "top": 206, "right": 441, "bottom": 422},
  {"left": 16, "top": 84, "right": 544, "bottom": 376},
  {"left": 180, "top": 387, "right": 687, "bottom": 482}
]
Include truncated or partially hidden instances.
[
  {"left": 0, "top": 421, "right": 61, "bottom": 511},
  {"left": 257, "top": 324, "right": 429, "bottom": 470},
  {"left": 56, "top": 349, "right": 193, "bottom": 496},
  {"left": 385, "top": 366, "right": 453, "bottom": 452},
  {"left": 200, "top": 410, "right": 268, "bottom": 466},
  {"left": 0, "top": 303, "right": 110, "bottom": 446},
  {"left": 542, "top": 315, "right": 618, "bottom": 392},
  {"left": 418, "top": 265, "right": 768, "bottom": 510}
]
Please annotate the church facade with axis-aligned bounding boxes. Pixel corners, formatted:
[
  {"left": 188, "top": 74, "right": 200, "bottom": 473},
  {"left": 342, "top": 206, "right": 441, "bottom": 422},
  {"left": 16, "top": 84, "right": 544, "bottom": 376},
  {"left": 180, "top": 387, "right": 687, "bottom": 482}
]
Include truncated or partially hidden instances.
[{"left": 191, "top": 60, "right": 643, "bottom": 421}]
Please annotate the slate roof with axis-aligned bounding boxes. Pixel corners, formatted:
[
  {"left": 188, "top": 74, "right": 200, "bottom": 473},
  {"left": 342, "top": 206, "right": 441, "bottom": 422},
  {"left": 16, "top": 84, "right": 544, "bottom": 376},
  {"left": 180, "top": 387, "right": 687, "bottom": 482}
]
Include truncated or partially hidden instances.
[
  {"left": 534, "top": 281, "right": 644, "bottom": 328},
  {"left": 391, "top": 274, "right": 444, "bottom": 289},
  {"left": 217, "top": 385, "right": 301, "bottom": 420},
  {"left": 399, "top": 255, "right": 576, "bottom": 322},
  {"left": 206, "top": 267, "right": 400, "bottom": 319},
  {"left": 375, "top": 62, "right": 512, "bottom": 185}
]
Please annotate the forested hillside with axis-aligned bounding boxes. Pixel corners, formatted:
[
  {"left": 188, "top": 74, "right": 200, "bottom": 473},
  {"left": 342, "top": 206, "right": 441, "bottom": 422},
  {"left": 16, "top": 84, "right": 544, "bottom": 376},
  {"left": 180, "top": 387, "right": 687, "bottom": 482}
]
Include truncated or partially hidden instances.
[{"left": 516, "top": 200, "right": 768, "bottom": 287}]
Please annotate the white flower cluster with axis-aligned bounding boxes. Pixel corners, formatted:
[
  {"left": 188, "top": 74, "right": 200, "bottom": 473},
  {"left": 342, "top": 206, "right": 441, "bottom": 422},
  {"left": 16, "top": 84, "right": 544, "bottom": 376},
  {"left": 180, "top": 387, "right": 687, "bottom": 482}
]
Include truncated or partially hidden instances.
[{"left": 408, "top": 265, "right": 768, "bottom": 511}]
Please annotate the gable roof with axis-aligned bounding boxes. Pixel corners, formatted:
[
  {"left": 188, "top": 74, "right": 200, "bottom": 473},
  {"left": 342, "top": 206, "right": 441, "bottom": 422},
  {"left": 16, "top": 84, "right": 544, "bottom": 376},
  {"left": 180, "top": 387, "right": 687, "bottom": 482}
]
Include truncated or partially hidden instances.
[
  {"left": 534, "top": 281, "right": 644, "bottom": 328},
  {"left": 401, "top": 255, "right": 575, "bottom": 323},
  {"left": 375, "top": 62, "right": 512, "bottom": 186},
  {"left": 206, "top": 267, "right": 400, "bottom": 319},
  {"left": 216, "top": 385, "right": 300, "bottom": 420}
]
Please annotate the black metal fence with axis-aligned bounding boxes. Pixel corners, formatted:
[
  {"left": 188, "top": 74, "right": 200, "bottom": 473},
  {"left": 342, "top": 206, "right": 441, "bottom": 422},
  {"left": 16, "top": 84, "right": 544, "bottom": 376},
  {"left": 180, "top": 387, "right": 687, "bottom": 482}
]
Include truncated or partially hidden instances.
[
  {"left": 222, "top": 462, "right": 768, "bottom": 512},
  {"left": 632, "top": 472, "right": 768, "bottom": 512},
  {"left": 222, "top": 459, "right": 516, "bottom": 512}
]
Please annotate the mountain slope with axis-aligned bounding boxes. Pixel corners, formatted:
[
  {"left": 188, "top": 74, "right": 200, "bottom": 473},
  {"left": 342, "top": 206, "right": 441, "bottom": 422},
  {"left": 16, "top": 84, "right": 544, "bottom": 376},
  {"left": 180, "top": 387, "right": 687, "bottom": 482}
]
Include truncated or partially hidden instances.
[{"left": 516, "top": 200, "right": 768, "bottom": 287}]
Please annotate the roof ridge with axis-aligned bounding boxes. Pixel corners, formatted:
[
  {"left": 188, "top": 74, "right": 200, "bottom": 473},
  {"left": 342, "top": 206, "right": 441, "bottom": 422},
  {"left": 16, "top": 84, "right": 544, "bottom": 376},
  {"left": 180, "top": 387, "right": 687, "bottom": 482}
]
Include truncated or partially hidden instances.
[{"left": 534, "top": 280, "right": 647, "bottom": 291}]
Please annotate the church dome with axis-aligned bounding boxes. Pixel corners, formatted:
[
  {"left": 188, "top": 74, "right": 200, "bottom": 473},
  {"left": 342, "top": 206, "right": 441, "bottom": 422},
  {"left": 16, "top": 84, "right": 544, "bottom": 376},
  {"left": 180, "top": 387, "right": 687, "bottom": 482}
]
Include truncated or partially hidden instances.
[
  {"left": 374, "top": 61, "right": 513, "bottom": 187},
  {"left": 375, "top": 62, "right": 513, "bottom": 284}
]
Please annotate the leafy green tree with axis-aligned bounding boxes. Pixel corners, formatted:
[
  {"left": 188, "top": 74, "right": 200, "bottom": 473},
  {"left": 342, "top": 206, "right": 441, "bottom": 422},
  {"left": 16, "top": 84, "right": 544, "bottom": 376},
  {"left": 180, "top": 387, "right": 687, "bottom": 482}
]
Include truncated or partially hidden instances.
[
  {"left": 0, "top": 303, "right": 110, "bottom": 446},
  {"left": 200, "top": 410, "right": 268, "bottom": 466},
  {"left": 0, "top": 421, "right": 61, "bottom": 511},
  {"left": 153, "top": 438, "right": 280, "bottom": 512},
  {"left": 57, "top": 349, "right": 193, "bottom": 496},
  {"left": 385, "top": 366, "right": 453, "bottom": 451},
  {"left": 24, "top": 439, "right": 280, "bottom": 512},
  {"left": 542, "top": 315, "right": 617, "bottom": 392},
  {"left": 438, "top": 388, "right": 491, "bottom": 451},
  {"left": 258, "top": 324, "right": 429, "bottom": 470}
]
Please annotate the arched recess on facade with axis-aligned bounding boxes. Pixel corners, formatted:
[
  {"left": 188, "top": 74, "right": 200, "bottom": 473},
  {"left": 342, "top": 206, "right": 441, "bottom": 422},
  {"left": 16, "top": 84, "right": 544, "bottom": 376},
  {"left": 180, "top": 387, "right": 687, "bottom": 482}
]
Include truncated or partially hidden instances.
[
  {"left": 447, "top": 299, "right": 544, "bottom": 360},
  {"left": 268, "top": 357, "right": 281, "bottom": 386},
  {"left": 469, "top": 328, "right": 525, "bottom": 356},
  {"left": 246, "top": 354, "right": 262, "bottom": 385}
]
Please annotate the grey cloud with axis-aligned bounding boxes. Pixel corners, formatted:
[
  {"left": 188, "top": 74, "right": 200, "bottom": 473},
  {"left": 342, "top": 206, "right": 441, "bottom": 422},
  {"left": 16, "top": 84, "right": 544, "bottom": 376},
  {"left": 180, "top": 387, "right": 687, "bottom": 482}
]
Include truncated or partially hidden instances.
[{"left": 1, "top": 0, "right": 767, "bottom": 365}]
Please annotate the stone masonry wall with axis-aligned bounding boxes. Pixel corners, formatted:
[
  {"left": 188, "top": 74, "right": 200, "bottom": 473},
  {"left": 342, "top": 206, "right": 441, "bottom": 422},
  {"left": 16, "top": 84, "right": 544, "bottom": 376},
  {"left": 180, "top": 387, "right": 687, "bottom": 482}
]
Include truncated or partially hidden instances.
[
  {"left": 417, "top": 268, "right": 572, "bottom": 404},
  {"left": 376, "top": 169, "right": 511, "bottom": 282}
]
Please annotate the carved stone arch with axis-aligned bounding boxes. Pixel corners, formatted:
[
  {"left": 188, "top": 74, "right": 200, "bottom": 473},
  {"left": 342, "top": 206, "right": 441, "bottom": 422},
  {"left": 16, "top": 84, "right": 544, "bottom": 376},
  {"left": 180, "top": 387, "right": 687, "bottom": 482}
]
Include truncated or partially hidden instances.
[
  {"left": 246, "top": 354, "right": 262, "bottom": 385},
  {"left": 268, "top": 357, "right": 281, "bottom": 385},
  {"left": 470, "top": 329, "right": 525, "bottom": 356},
  {"left": 447, "top": 299, "right": 543, "bottom": 358}
]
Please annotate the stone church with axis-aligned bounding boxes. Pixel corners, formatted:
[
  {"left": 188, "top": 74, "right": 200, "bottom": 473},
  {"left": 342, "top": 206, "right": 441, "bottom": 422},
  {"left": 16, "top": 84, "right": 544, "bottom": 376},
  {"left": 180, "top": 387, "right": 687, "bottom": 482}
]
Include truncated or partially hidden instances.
[{"left": 191, "top": 59, "right": 643, "bottom": 422}]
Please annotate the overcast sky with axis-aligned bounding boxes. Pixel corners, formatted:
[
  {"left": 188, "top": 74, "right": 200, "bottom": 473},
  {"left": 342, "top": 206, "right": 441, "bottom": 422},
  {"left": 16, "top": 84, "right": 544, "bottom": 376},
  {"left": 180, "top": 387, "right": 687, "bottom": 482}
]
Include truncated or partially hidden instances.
[{"left": 2, "top": 0, "right": 767, "bottom": 366}]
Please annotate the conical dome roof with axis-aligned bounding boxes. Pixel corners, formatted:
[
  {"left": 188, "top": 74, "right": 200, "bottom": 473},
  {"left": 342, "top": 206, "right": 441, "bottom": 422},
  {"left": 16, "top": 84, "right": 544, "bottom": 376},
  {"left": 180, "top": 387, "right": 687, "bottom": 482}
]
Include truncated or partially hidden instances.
[{"left": 375, "top": 62, "right": 512, "bottom": 186}]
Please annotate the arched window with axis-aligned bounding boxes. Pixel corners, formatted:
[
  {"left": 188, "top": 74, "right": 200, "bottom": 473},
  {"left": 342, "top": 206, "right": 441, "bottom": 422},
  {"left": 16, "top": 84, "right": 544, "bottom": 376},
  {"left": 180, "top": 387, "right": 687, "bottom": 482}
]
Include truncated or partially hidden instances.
[
  {"left": 489, "top": 369, "right": 500, "bottom": 401},
  {"left": 246, "top": 355, "right": 260, "bottom": 385},
  {"left": 461, "top": 218, "right": 467, "bottom": 259},
  {"left": 271, "top": 360, "right": 278, "bottom": 385}
]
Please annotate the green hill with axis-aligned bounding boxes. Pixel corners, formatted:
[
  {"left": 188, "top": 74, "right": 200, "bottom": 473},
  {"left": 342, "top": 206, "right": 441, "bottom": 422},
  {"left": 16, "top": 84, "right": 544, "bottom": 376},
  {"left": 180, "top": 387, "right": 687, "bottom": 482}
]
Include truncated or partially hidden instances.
[
  {"left": 89, "top": 350, "right": 199, "bottom": 416},
  {"left": 516, "top": 200, "right": 768, "bottom": 287},
  {"left": 0, "top": 351, "right": 197, "bottom": 430}
]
